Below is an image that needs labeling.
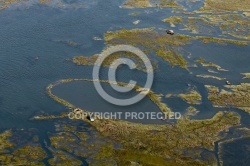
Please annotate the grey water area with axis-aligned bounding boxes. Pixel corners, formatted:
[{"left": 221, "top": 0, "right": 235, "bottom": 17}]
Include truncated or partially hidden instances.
[
  {"left": 221, "top": 137, "right": 250, "bottom": 166},
  {"left": 0, "top": 0, "right": 249, "bottom": 165},
  {"left": 51, "top": 80, "right": 168, "bottom": 124}
]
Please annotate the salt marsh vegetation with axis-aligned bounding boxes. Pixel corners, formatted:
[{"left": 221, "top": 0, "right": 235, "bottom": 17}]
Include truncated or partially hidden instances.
[
  {"left": 241, "top": 73, "right": 250, "bottom": 79},
  {"left": 196, "top": 74, "right": 226, "bottom": 81},
  {"left": 48, "top": 150, "right": 82, "bottom": 166},
  {"left": 122, "top": 0, "right": 183, "bottom": 9},
  {"left": 0, "top": 142, "right": 46, "bottom": 165},
  {"left": 166, "top": 90, "right": 202, "bottom": 105},
  {"left": 0, "top": 130, "right": 13, "bottom": 153},
  {"left": 38, "top": 77, "right": 242, "bottom": 165},
  {"left": 198, "top": 0, "right": 250, "bottom": 12},
  {"left": 90, "top": 111, "right": 240, "bottom": 165},
  {"left": 104, "top": 27, "right": 247, "bottom": 72},
  {"left": 0, "top": 0, "right": 24, "bottom": 9},
  {"left": 46, "top": 78, "right": 172, "bottom": 114},
  {"left": 206, "top": 83, "right": 250, "bottom": 114},
  {"left": 104, "top": 28, "right": 191, "bottom": 69},
  {"left": 163, "top": 16, "right": 183, "bottom": 27},
  {"left": 163, "top": 8, "right": 250, "bottom": 40},
  {"left": 195, "top": 58, "right": 228, "bottom": 71},
  {"left": 186, "top": 106, "right": 199, "bottom": 117},
  {"left": 72, "top": 51, "right": 157, "bottom": 72}
]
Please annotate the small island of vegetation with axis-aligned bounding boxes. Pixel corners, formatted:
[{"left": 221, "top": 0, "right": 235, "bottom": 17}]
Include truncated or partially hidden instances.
[
  {"left": 206, "top": 83, "right": 250, "bottom": 114},
  {"left": 166, "top": 89, "right": 202, "bottom": 105}
]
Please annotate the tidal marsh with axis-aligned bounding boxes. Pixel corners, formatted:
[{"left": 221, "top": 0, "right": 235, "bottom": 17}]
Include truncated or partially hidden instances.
[
  {"left": 122, "top": 0, "right": 183, "bottom": 9},
  {"left": 166, "top": 90, "right": 202, "bottom": 105},
  {"left": 241, "top": 73, "right": 250, "bottom": 79},
  {"left": 196, "top": 74, "right": 226, "bottom": 81},
  {"left": 90, "top": 111, "right": 240, "bottom": 165},
  {"left": 206, "top": 83, "right": 250, "bottom": 114},
  {"left": 198, "top": 0, "right": 250, "bottom": 12},
  {"left": 37, "top": 78, "right": 242, "bottom": 165},
  {"left": 195, "top": 58, "right": 228, "bottom": 71}
]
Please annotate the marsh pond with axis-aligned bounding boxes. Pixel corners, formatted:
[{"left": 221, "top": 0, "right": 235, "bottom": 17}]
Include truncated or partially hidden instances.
[{"left": 0, "top": 0, "right": 250, "bottom": 165}]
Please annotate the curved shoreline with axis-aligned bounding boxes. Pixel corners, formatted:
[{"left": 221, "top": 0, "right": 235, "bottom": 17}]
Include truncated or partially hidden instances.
[
  {"left": 19, "top": 78, "right": 244, "bottom": 165},
  {"left": 45, "top": 78, "right": 171, "bottom": 120}
]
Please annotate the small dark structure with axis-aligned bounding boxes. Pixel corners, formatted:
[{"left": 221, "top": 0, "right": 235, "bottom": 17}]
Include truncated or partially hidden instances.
[
  {"left": 166, "top": 30, "right": 174, "bottom": 35},
  {"left": 226, "top": 81, "right": 231, "bottom": 85},
  {"left": 87, "top": 114, "right": 95, "bottom": 122}
]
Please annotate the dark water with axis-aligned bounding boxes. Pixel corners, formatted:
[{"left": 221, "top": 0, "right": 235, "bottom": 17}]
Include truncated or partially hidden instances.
[
  {"left": 0, "top": 0, "right": 250, "bottom": 165},
  {"left": 221, "top": 138, "right": 250, "bottom": 166},
  {"left": 0, "top": 0, "right": 214, "bottom": 129},
  {"left": 0, "top": 0, "right": 249, "bottom": 128},
  {"left": 52, "top": 80, "right": 168, "bottom": 124}
]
